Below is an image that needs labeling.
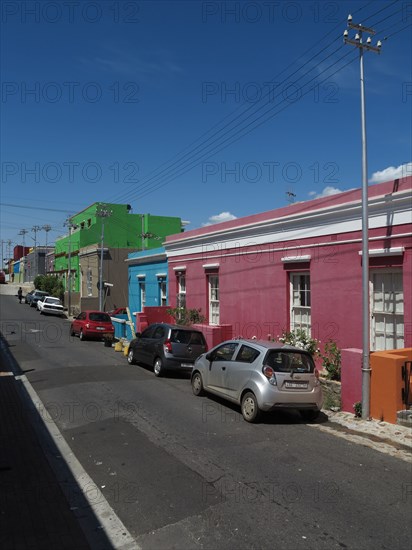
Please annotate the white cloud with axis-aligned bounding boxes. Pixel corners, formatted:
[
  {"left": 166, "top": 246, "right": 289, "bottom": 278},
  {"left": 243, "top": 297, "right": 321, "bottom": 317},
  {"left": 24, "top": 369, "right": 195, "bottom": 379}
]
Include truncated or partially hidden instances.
[
  {"left": 308, "top": 186, "right": 345, "bottom": 199},
  {"left": 202, "top": 212, "right": 237, "bottom": 226},
  {"left": 369, "top": 162, "right": 412, "bottom": 184}
]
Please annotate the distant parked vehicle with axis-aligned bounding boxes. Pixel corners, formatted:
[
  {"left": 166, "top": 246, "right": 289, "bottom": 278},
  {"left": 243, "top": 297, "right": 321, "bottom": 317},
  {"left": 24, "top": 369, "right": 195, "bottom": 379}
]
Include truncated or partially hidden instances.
[
  {"left": 107, "top": 307, "right": 127, "bottom": 316},
  {"left": 70, "top": 311, "right": 115, "bottom": 341},
  {"left": 127, "top": 323, "right": 207, "bottom": 377},
  {"left": 24, "top": 290, "right": 34, "bottom": 304},
  {"left": 191, "top": 339, "right": 323, "bottom": 423},
  {"left": 0, "top": 271, "right": 6, "bottom": 284},
  {"left": 37, "top": 296, "right": 65, "bottom": 316},
  {"left": 27, "top": 290, "right": 48, "bottom": 307}
]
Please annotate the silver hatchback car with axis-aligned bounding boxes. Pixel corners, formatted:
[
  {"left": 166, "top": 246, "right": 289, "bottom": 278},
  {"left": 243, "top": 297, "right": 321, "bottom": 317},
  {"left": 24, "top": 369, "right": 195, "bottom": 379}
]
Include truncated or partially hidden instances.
[{"left": 191, "top": 339, "right": 323, "bottom": 423}]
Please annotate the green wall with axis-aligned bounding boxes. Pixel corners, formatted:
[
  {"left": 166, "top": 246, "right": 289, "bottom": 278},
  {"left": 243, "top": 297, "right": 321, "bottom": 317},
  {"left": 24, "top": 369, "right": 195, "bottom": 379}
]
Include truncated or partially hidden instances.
[{"left": 54, "top": 203, "right": 182, "bottom": 291}]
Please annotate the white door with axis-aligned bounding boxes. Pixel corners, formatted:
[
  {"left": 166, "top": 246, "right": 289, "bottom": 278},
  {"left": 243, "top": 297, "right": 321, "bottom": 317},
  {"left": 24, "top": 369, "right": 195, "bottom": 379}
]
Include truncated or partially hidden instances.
[{"left": 371, "top": 270, "right": 404, "bottom": 350}]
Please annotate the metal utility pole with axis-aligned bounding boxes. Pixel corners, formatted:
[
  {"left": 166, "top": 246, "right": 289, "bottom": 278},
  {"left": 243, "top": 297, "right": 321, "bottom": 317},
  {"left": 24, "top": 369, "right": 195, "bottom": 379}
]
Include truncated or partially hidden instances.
[
  {"left": 19, "top": 229, "right": 29, "bottom": 283},
  {"left": 96, "top": 204, "right": 112, "bottom": 311},
  {"left": 42, "top": 225, "right": 52, "bottom": 274},
  {"left": 19, "top": 228, "right": 28, "bottom": 249},
  {"left": 7, "top": 240, "right": 12, "bottom": 277},
  {"left": 64, "top": 219, "right": 77, "bottom": 315},
  {"left": 42, "top": 224, "right": 52, "bottom": 248},
  {"left": 344, "top": 15, "right": 381, "bottom": 420},
  {"left": 31, "top": 225, "right": 41, "bottom": 281}
]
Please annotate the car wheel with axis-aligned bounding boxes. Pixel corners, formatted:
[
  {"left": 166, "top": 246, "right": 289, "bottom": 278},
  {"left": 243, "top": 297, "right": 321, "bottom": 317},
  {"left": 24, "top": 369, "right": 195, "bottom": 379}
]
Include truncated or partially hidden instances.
[
  {"left": 153, "top": 357, "right": 164, "bottom": 377},
  {"left": 79, "top": 330, "right": 85, "bottom": 341},
  {"left": 241, "top": 392, "right": 261, "bottom": 423},
  {"left": 127, "top": 348, "right": 136, "bottom": 365},
  {"left": 299, "top": 409, "right": 320, "bottom": 422},
  {"left": 191, "top": 372, "right": 204, "bottom": 396},
  {"left": 39, "top": 310, "right": 43, "bottom": 315}
]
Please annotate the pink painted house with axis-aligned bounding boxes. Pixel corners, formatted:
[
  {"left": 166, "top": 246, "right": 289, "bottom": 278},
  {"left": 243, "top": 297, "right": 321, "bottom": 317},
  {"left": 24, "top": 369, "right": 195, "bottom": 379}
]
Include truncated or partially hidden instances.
[{"left": 165, "top": 176, "right": 412, "bottom": 352}]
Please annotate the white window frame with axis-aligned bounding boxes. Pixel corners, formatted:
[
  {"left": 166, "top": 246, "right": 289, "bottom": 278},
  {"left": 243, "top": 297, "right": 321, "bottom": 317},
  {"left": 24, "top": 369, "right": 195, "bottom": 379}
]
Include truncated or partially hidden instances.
[
  {"left": 370, "top": 268, "right": 404, "bottom": 351},
  {"left": 86, "top": 268, "right": 93, "bottom": 297},
  {"left": 140, "top": 282, "right": 146, "bottom": 312},
  {"left": 177, "top": 273, "right": 186, "bottom": 308},
  {"left": 159, "top": 280, "right": 167, "bottom": 306},
  {"left": 290, "top": 272, "right": 311, "bottom": 335},
  {"left": 209, "top": 274, "right": 220, "bottom": 325}
]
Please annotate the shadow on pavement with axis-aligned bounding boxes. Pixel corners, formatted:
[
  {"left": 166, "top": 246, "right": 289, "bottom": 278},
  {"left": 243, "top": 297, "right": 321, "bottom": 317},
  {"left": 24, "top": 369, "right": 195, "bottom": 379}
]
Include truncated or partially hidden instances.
[{"left": 0, "top": 332, "right": 120, "bottom": 549}]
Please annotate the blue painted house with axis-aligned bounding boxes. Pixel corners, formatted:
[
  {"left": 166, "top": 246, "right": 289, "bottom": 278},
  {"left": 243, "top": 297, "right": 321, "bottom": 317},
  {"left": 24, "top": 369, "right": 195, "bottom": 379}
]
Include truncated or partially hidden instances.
[{"left": 126, "top": 247, "right": 168, "bottom": 314}]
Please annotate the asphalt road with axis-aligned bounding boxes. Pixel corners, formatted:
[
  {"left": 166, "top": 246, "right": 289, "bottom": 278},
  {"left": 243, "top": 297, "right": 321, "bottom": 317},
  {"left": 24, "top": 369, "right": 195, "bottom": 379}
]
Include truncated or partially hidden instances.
[{"left": 1, "top": 293, "right": 411, "bottom": 550}]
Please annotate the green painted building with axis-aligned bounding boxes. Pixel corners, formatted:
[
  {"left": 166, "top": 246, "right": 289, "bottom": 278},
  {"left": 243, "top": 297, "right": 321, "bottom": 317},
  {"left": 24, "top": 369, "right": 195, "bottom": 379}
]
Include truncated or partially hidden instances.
[{"left": 54, "top": 203, "right": 183, "bottom": 313}]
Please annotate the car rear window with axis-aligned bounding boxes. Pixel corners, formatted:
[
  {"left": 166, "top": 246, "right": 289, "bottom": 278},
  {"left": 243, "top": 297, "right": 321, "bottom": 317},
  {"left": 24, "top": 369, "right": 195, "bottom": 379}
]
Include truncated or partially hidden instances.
[
  {"left": 264, "top": 351, "right": 314, "bottom": 373},
  {"left": 89, "top": 313, "right": 111, "bottom": 322},
  {"left": 170, "top": 330, "right": 205, "bottom": 345}
]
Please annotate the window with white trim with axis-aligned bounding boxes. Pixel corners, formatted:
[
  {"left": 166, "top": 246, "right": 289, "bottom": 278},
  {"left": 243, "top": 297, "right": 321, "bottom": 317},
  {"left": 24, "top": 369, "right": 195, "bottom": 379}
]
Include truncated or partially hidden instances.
[
  {"left": 177, "top": 273, "right": 186, "bottom": 308},
  {"left": 140, "top": 282, "right": 146, "bottom": 312},
  {"left": 371, "top": 270, "right": 404, "bottom": 350},
  {"left": 86, "top": 268, "right": 93, "bottom": 296},
  {"left": 290, "top": 273, "right": 311, "bottom": 335},
  {"left": 159, "top": 280, "right": 167, "bottom": 306},
  {"left": 209, "top": 274, "right": 220, "bottom": 325}
]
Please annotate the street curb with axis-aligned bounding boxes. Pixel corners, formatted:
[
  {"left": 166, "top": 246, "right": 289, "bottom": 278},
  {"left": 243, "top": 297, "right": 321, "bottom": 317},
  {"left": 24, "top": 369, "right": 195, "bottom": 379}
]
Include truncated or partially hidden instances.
[{"left": 0, "top": 333, "right": 140, "bottom": 550}]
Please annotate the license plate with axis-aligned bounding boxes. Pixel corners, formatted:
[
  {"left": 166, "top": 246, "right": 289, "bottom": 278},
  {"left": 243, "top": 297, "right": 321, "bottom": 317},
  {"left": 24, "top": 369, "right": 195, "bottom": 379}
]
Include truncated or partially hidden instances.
[
  {"left": 181, "top": 363, "right": 193, "bottom": 368},
  {"left": 285, "top": 381, "right": 308, "bottom": 389},
  {"left": 96, "top": 327, "right": 105, "bottom": 330}
]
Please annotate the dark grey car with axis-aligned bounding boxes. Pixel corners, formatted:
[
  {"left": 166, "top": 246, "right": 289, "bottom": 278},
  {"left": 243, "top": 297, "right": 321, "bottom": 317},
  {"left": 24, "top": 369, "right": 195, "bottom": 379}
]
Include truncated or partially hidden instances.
[
  {"left": 27, "top": 290, "right": 48, "bottom": 307},
  {"left": 127, "top": 323, "right": 208, "bottom": 377}
]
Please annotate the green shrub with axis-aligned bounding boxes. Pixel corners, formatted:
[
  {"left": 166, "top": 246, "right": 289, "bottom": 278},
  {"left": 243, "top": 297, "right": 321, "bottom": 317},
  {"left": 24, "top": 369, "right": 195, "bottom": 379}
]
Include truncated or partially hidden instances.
[
  {"left": 353, "top": 401, "right": 362, "bottom": 418},
  {"left": 278, "top": 329, "right": 320, "bottom": 356},
  {"left": 166, "top": 307, "right": 206, "bottom": 326},
  {"left": 33, "top": 275, "right": 64, "bottom": 301},
  {"left": 321, "top": 340, "right": 341, "bottom": 381}
]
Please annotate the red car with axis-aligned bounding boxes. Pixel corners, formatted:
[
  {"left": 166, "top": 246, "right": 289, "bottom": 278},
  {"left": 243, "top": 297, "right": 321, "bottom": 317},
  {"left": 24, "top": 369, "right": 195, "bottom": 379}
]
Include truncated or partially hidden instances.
[
  {"left": 107, "top": 307, "right": 127, "bottom": 316},
  {"left": 70, "top": 311, "right": 114, "bottom": 341}
]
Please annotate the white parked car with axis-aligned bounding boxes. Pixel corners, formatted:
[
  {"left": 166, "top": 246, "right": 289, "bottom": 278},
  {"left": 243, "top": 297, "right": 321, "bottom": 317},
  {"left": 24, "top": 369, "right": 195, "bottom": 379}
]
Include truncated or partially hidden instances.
[{"left": 37, "top": 296, "right": 65, "bottom": 316}]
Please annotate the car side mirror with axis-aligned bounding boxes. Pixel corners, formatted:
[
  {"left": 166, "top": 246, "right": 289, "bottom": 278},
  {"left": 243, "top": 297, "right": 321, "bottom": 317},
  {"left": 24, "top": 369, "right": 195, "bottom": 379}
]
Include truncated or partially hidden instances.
[{"left": 205, "top": 352, "right": 213, "bottom": 362}]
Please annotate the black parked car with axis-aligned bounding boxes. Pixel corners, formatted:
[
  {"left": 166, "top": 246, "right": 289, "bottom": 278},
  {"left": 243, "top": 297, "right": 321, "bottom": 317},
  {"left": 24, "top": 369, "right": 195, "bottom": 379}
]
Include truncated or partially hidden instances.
[{"left": 127, "top": 323, "right": 207, "bottom": 377}]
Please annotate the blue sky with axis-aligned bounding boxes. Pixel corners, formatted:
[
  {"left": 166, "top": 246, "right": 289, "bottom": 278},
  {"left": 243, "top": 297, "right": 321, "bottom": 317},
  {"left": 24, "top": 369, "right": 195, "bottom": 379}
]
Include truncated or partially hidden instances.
[{"left": 1, "top": 0, "right": 411, "bottom": 251}]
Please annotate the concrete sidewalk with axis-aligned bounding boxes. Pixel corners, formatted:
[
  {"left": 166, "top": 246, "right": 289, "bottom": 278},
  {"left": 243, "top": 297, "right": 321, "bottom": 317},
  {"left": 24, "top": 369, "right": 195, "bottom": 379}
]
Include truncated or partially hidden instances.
[{"left": 0, "top": 344, "right": 91, "bottom": 549}]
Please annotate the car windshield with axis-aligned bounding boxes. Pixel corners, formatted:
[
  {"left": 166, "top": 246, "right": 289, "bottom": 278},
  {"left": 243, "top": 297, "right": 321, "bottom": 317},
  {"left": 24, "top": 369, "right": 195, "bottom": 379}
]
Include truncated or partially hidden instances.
[
  {"left": 170, "top": 330, "right": 205, "bottom": 345},
  {"left": 89, "top": 313, "right": 111, "bottom": 322},
  {"left": 264, "top": 351, "right": 314, "bottom": 373},
  {"left": 47, "top": 298, "right": 61, "bottom": 304}
]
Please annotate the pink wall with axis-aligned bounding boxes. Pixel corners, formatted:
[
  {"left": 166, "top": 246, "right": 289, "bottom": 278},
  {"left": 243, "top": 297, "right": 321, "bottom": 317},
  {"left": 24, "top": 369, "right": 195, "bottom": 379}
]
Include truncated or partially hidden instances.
[
  {"left": 341, "top": 349, "right": 363, "bottom": 413},
  {"left": 168, "top": 235, "right": 411, "bottom": 352},
  {"left": 166, "top": 177, "right": 412, "bottom": 352}
]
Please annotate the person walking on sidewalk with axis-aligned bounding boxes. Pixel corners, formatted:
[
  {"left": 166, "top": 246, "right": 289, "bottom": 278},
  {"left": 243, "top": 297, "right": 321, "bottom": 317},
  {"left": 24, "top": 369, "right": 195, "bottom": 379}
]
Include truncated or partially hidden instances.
[{"left": 17, "top": 287, "right": 23, "bottom": 303}]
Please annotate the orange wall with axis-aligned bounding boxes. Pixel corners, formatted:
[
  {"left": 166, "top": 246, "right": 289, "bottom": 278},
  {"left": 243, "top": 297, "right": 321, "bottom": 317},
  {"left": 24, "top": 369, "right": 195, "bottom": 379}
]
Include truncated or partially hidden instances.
[{"left": 370, "top": 348, "right": 412, "bottom": 423}]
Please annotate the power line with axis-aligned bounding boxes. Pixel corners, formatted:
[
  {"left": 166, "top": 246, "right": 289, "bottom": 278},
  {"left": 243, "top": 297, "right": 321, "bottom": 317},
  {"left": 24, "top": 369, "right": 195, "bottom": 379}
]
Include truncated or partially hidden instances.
[
  {"left": 106, "top": 0, "right": 399, "bottom": 206},
  {"left": 1, "top": 202, "right": 74, "bottom": 214},
  {"left": 116, "top": 49, "right": 357, "bottom": 203},
  {"left": 136, "top": 54, "right": 359, "bottom": 202}
]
